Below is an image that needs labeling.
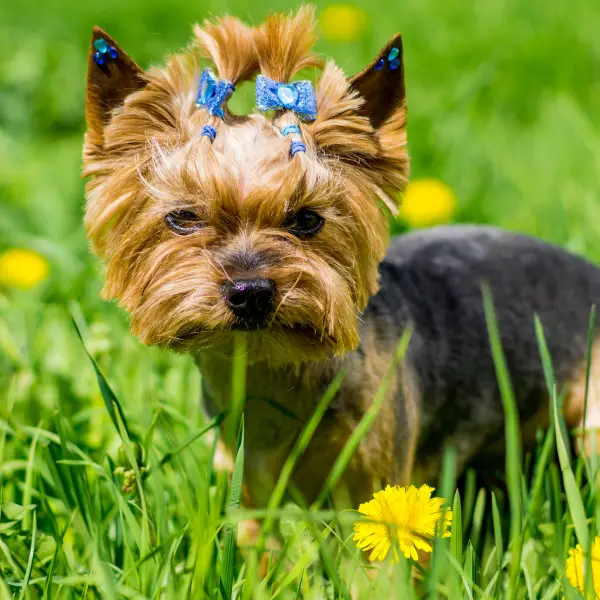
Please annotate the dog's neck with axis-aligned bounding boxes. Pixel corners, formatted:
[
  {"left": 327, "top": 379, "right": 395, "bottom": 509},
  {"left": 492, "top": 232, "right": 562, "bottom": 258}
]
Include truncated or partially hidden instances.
[
  {"left": 195, "top": 350, "right": 349, "bottom": 505},
  {"left": 196, "top": 350, "right": 344, "bottom": 423}
]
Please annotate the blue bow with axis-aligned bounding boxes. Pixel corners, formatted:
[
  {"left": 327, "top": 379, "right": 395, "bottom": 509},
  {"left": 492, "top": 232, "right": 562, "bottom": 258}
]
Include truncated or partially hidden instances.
[
  {"left": 255, "top": 75, "right": 317, "bottom": 121},
  {"left": 196, "top": 68, "right": 234, "bottom": 120}
]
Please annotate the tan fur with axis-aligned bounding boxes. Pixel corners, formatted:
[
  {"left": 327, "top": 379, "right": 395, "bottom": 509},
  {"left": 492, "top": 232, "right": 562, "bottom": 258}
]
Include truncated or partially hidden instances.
[
  {"left": 254, "top": 7, "right": 322, "bottom": 82},
  {"left": 83, "top": 7, "right": 408, "bottom": 365},
  {"left": 197, "top": 334, "right": 417, "bottom": 508},
  {"left": 565, "top": 338, "right": 600, "bottom": 455}
]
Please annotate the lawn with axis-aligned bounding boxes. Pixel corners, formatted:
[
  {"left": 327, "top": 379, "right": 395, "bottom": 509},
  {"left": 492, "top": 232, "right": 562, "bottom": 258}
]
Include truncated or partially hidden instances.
[{"left": 1, "top": 0, "right": 600, "bottom": 597}]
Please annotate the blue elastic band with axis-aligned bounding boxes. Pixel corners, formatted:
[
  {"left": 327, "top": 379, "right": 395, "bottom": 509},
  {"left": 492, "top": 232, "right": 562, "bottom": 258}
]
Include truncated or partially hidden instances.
[
  {"left": 195, "top": 68, "right": 234, "bottom": 121},
  {"left": 290, "top": 141, "right": 306, "bottom": 156},
  {"left": 282, "top": 124, "right": 301, "bottom": 137},
  {"left": 255, "top": 75, "right": 317, "bottom": 121},
  {"left": 202, "top": 125, "right": 217, "bottom": 141}
]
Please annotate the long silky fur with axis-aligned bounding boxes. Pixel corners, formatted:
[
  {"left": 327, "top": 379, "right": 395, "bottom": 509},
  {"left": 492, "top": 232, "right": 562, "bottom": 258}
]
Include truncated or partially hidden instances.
[{"left": 83, "top": 6, "right": 409, "bottom": 364}]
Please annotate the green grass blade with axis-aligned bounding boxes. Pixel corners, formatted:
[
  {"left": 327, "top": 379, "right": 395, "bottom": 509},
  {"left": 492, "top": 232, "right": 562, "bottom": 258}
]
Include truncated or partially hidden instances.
[
  {"left": 18, "top": 511, "right": 36, "bottom": 600},
  {"left": 469, "top": 488, "right": 486, "bottom": 551},
  {"left": 220, "top": 417, "right": 245, "bottom": 600},
  {"left": 294, "top": 571, "right": 304, "bottom": 599},
  {"left": 71, "top": 316, "right": 137, "bottom": 443},
  {"left": 537, "top": 321, "right": 590, "bottom": 553},
  {"left": 0, "top": 579, "right": 12, "bottom": 600},
  {"left": 428, "top": 444, "right": 456, "bottom": 597},
  {"left": 537, "top": 316, "right": 592, "bottom": 596},
  {"left": 483, "top": 285, "right": 523, "bottom": 599},
  {"left": 22, "top": 424, "right": 40, "bottom": 531},
  {"left": 491, "top": 492, "right": 504, "bottom": 598},
  {"left": 528, "top": 423, "right": 555, "bottom": 522},
  {"left": 464, "top": 540, "right": 474, "bottom": 588},
  {"left": 462, "top": 469, "right": 477, "bottom": 535},
  {"left": 227, "top": 333, "right": 247, "bottom": 447},
  {"left": 451, "top": 490, "right": 463, "bottom": 562}
]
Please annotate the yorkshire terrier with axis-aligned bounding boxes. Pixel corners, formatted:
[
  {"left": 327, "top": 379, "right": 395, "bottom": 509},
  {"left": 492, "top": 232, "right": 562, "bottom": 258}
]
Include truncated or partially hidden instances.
[{"left": 83, "top": 7, "right": 600, "bottom": 515}]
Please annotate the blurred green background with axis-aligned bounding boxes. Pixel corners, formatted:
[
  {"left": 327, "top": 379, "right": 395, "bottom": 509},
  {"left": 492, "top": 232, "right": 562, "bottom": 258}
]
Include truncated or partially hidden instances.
[{"left": 1, "top": 0, "right": 600, "bottom": 468}]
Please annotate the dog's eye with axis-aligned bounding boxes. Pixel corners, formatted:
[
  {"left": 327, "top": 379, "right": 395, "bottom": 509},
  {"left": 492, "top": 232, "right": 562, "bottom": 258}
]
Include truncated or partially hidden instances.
[
  {"left": 165, "top": 210, "right": 204, "bottom": 235},
  {"left": 284, "top": 209, "right": 324, "bottom": 238}
]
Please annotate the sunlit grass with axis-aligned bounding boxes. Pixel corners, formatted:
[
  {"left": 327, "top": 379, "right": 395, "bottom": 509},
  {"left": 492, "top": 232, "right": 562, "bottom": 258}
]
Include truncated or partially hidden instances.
[{"left": 1, "top": 298, "right": 599, "bottom": 598}]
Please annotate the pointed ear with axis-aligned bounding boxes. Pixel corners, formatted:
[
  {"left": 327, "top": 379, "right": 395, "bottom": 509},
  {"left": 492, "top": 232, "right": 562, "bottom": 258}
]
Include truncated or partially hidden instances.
[
  {"left": 86, "top": 27, "right": 146, "bottom": 149},
  {"left": 349, "top": 34, "right": 405, "bottom": 129}
]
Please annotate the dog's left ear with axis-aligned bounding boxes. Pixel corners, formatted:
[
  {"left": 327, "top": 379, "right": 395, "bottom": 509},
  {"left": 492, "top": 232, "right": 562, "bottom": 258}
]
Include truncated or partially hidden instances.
[
  {"left": 349, "top": 34, "right": 405, "bottom": 129},
  {"left": 85, "top": 27, "right": 146, "bottom": 149}
]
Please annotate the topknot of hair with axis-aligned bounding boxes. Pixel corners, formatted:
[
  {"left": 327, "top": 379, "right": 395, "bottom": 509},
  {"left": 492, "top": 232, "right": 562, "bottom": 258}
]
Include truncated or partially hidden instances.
[
  {"left": 193, "top": 16, "right": 259, "bottom": 85},
  {"left": 254, "top": 6, "right": 322, "bottom": 83}
]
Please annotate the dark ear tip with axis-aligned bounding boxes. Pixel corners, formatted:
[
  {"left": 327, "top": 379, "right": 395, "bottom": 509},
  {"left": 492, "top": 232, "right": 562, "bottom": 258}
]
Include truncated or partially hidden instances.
[
  {"left": 90, "top": 26, "right": 117, "bottom": 47},
  {"left": 384, "top": 34, "right": 403, "bottom": 54},
  {"left": 349, "top": 33, "right": 406, "bottom": 129}
]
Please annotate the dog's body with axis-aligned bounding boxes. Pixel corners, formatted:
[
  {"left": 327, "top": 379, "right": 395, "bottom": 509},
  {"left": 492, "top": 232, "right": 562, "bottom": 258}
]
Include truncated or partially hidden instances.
[
  {"left": 200, "top": 225, "right": 600, "bottom": 506},
  {"left": 82, "top": 8, "right": 600, "bottom": 514}
]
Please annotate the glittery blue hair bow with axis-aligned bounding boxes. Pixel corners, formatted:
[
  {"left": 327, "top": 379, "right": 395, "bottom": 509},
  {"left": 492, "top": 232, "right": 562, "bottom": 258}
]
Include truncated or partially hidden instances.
[
  {"left": 196, "top": 68, "right": 234, "bottom": 120},
  {"left": 255, "top": 75, "right": 317, "bottom": 121}
]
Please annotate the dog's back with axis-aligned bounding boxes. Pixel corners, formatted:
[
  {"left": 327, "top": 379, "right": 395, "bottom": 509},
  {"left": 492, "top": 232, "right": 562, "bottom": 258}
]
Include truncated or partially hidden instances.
[{"left": 368, "top": 225, "right": 600, "bottom": 476}]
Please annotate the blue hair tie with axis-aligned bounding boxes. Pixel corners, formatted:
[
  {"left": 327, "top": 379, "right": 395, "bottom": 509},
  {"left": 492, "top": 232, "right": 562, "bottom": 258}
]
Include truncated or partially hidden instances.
[
  {"left": 290, "top": 141, "right": 306, "bottom": 156},
  {"left": 281, "top": 124, "right": 301, "bottom": 137},
  {"left": 196, "top": 68, "right": 234, "bottom": 121},
  {"left": 202, "top": 125, "right": 217, "bottom": 141},
  {"left": 256, "top": 75, "right": 317, "bottom": 121}
]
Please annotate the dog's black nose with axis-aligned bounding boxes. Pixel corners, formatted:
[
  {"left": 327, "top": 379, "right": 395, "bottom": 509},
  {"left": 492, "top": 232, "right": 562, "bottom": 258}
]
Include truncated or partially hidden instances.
[{"left": 223, "top": 278, "right": 276, "bottom": 326}]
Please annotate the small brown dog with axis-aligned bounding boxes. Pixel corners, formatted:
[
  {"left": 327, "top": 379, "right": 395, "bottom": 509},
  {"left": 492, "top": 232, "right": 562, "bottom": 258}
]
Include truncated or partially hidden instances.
[{"left": 83, "top": 6, "right": 600, "bottom": 514}]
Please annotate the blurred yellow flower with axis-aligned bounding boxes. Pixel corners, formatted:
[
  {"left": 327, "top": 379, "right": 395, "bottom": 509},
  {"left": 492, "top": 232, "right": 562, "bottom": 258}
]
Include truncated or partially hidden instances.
[
  {"left": 0, "top": 248, "right": 49, "bottom": 289},
  {"left": 400, "top": 178, "right": 457, "bottom": 228},
  {"left": 565, "top": 537, "right": 600, "bottom": 596},
  {"left": 320, "top": 4, "right": 366, "bottom": 42},
  {"left": 353, "top": 484, "right": 452, "bottom": 562}
]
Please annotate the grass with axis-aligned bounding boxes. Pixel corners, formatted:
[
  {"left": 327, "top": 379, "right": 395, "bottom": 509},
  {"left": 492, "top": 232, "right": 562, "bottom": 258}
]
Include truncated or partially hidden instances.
[{"left": 2, "top": 0, "right": 600, "bottom": 596}]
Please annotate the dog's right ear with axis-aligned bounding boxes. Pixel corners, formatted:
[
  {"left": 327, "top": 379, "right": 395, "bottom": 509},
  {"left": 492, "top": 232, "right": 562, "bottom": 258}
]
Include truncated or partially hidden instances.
[{"left": 85, "top": 27, "right": 146, "bottom": 150}]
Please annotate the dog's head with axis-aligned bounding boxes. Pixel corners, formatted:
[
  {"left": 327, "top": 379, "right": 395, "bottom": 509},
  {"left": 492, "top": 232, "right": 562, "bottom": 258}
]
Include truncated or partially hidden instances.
[{"left": 83, "top": 7, "right": 408, "bottom": 363}]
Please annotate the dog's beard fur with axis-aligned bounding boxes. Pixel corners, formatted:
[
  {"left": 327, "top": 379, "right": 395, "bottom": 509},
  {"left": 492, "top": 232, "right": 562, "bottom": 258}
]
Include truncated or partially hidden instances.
[{"left": 83, "top": 7, "right": 408, "bottom": 364}]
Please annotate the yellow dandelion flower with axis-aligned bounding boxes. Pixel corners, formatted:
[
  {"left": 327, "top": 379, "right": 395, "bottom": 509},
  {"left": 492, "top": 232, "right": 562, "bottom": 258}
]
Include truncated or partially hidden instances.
[
  {"left": 0, "top": 248, "right": 49, "bottom": 290},
  {"left": 400, "top": 178, "right": 457, "bottom": 228},
  {"left": 320, "top": 4, "right": 367, "bottom": 43},
  {"left": 353, "top": 484, "right": 452, "bottom": 562},
  {"left": 565, "top": 537, "right": 600, "bottom": 596}
]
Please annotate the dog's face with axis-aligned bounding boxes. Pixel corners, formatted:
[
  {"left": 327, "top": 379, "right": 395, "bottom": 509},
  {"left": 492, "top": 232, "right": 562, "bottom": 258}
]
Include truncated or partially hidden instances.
[{"left": 83, "top": 8, "right": 408, "bottom": 363}]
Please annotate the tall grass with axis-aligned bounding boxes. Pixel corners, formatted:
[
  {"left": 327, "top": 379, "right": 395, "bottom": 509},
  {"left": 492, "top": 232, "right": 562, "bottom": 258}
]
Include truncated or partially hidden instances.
[{"left": 1, "top": 292, "right": 599, "bottom": 597}]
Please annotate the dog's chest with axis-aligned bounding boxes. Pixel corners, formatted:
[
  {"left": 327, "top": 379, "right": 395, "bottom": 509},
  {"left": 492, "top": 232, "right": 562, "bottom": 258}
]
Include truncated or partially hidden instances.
[
  {"left": 197, "top": 354, "right": 344, "bottom": 504},
  {"left": 197, "top": 353, "right": 337, "bottom": 450}
]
